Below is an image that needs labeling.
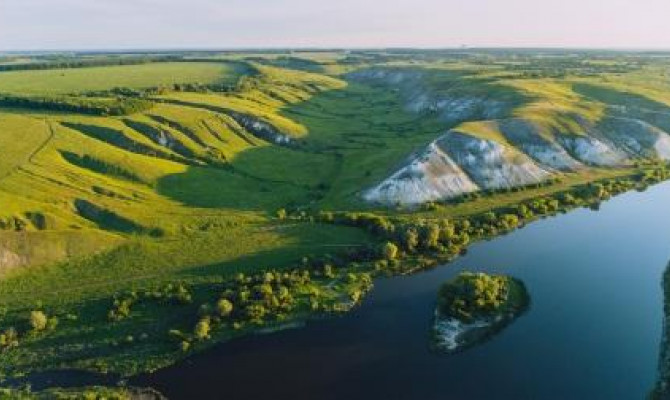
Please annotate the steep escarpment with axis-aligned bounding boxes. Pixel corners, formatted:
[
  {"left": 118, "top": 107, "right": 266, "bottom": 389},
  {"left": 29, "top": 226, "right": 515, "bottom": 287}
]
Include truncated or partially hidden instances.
[
  {"left": 226, "top": 111, "right": 293, "bottom": 145},
  {"left": 442, "top": 131, "right": 551, "bottom": 189},
  {"left": 497, "top": 119, "right": 582, "bottom": 171},
  {"left": 349, "top": 68, "right": 510, "bottom": 123},
  {"left": 364, "top": 130, "right": 551, "bottom": 205},
  {"left": 557, "top": 135, "right": 627, "bottom": 167},
  {"left": 354, "top": 66, "right": 670, "bottom": 205},
  {"left": 598, "top": 117, "right": 670, "bottom": 160},
  {"left": 363, "top": 140, "right": 478, "bottom": 205}
]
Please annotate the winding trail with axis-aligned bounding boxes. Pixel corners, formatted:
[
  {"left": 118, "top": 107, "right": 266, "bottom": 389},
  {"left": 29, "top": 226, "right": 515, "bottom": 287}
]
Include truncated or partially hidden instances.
[{"left": 0, "top": 118, "right": 54, "bottom": 182}]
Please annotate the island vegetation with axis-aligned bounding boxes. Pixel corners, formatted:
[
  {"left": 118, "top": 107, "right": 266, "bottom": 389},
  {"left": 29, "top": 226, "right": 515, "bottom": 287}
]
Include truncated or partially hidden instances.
[
  {"left": 430, "top": 272, "right": 530, "bottom": 353},
  {"left": 430, "top": 272, "right": 529, "bottom": 353}
]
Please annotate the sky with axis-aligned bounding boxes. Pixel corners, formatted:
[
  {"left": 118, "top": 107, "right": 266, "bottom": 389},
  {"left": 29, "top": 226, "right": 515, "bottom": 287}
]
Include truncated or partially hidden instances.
[{"left": 1, "top": 0, "right": 670, "bottom": 51}]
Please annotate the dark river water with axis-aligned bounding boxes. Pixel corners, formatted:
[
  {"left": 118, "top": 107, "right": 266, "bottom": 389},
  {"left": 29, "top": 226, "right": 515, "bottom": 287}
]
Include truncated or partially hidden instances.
[{"left": 125, "top": 181, "right": 670, "bottom": 399}]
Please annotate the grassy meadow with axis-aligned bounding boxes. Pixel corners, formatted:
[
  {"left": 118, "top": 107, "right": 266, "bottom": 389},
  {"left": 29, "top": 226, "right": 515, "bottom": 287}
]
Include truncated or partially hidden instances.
[{"left": 0, "top": 61, "right": 245, "bottom": 95}]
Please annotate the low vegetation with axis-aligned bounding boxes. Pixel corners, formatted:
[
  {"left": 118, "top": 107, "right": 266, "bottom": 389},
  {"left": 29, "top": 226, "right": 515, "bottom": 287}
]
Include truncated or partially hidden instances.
[
  {"left": 436, "top": 272, "right": 527, "bottom": 322},
  {"left": 0, "top": 385, "right": 164, "bottom": 399},
  {"left": 431, "top": 272, "right": 529, "bottom": 353}
]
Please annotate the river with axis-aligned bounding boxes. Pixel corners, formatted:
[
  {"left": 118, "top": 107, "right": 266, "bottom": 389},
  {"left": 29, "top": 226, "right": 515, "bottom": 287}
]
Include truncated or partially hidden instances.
[{"left": 123, "top": 181, "right": 670, "bottom": 399}]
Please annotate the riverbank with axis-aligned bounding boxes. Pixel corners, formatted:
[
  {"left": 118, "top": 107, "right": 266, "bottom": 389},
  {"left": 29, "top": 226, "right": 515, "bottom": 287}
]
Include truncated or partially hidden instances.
[
  {"left": 652, "top": 263, "right": 670, "bottom": 399},
  {"left": 1, "top": 164, "right": 668, "bottom": 388},
  {"left": 129, "top": 180, "right": 670, "bottom": 399}
]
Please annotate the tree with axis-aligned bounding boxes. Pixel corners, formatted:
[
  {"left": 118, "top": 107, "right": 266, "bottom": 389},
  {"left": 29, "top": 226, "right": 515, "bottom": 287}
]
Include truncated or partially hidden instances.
[
  {"left": 381, "top": 242, "right": 398, "bottom": 260},
  {"left": 0, "top": 327, "right": 18, "bottom": 348},
  {"left": 438, "top": 221, "right": 455, "bottom": 244},
  {"left": 46, "top": 317, "right": 59, "bottom": 331},
  {"left": 245, "top": 304, "right": 267, "bottom": 321},
  {"left": 276, "top": 208, "right": 287, "bottom": 220},
  {"left": 402, "top": 227, "right": 419, "bottom": 252},
  {"left": 217, "top": 299, "right": 234, "bottom": 317},
  {"left": 194, "top": 318, "right": 211, "bottom": 340},
  {"left": 29, "top": 311, "right": 47, "bottom": 331},
  {"left": 422, "top": 224, "right": 440, "bottom": 249}
]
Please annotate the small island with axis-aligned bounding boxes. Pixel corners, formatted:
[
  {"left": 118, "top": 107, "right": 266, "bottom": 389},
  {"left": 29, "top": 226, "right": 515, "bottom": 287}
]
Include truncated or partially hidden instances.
[{"left": 430, "top": 272, "right": 530, "bottom": 353}]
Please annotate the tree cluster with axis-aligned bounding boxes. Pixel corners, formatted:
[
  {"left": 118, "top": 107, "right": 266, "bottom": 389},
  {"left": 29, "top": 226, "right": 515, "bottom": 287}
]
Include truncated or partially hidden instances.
[{"left": 0, "top": 94, "right": 153, "bottom": 116}]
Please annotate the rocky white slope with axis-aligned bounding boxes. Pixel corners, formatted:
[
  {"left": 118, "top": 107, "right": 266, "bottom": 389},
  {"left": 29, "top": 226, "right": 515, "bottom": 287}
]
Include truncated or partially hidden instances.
[
  {"left": 364, "top": 130, "right": 551, "bottom": 205},
  {"left": 353, "top": 67, "right": 670, "bottom": 205},
  {"left": 363, "top": 139, "right": 478, "bottom": 205},
  {"left": 497, "top": 119, "right": 583, "bottom": 171}
]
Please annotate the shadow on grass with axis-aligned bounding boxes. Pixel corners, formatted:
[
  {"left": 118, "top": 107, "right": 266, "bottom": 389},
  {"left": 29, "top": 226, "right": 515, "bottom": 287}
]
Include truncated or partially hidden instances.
[
  {"left": 573, "top": 83, "right": 670, "bottom": 131},
  {"left": 155, "top": 165, "right": 309, "bottom": 210},
  {"left": 74, "top": 199, "right": 162, "bottom": 237}
]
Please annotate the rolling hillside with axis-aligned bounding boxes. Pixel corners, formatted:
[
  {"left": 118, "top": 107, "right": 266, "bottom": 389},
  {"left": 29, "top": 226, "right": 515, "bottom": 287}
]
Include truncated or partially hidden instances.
[
  {"left": 354, "top": 64, "right": 670, "bottom": 204},
  {"left": 0, "top": 50, "right": 669, "bottom": 377}
]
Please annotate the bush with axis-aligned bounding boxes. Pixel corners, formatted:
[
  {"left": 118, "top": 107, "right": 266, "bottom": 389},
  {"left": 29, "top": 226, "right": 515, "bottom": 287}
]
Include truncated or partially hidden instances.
[
  {"left": 29, "top": 311, "right": 48, "bottom": 331},
  {"left": 381, "top": 242, "right": 398, "bottom": 260},
  {"left": 245, "top": 304, "right": 267, "bottom": 321},
  {"left": 194, "top": 318, "right": 211, "bottom": 340},
  {"left": 402, "top": 227, "right": 419, "bottom": 252},
  {"left": 217, "top": 299, "right": 234, "bottom": 317},
  {"left": 276, "top": 208, "right": 287, "bottom": 220},
  {"left": 0, "top": 327, "right": 19, "bottom": 348},
  {"left": 46, "top": 317, "right": 59, "bottom": 331}
]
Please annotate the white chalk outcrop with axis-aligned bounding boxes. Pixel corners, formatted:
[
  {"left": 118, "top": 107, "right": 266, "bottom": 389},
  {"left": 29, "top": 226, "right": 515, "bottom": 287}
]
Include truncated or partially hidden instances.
[
  {"left": 364, "top": 131, "right": 552, "bottom": 205},
  {"left": 349, "top": 68, "right": 508, "bottom": 122},
  {"left": 363, "top": 139, "right": 478, "bottom": 205},
  {"left": 442, "top": 131, "right": 551, "bottom": 190},
  {"left": 352, "top": 67, "right": 670, "bottom": 206},
  {"left": 497, "top": 119, "right": 582, "bottom": 171},
  {"left": 599, "top": 117, "right": 670, "bottom": 160},
  {"left": 558, "top": 135, "right": 627, "bottom": 166}
]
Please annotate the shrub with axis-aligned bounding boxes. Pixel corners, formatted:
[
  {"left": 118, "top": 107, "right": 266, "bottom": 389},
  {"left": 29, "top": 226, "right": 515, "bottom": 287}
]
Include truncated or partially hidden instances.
[
  {"left": 402, "top": 227, "right": 419, "bottom": 252},
  {"left": 381, "top": 242, "right": 398, "bottom": 260},
  {"left": 276, "top": 208, "right": 287, "bottom": 220},
  {"left": 29, "top": 311, "right": 48, "bottom": 331},
  {"left": 216, "top": 299, "right": 234, "bottom": 317},
  {"left": 0, "top": 327, "right": 19, "bottom": 348},
  {"left": 244, "top": 304, "right": 267, "bottom": 321},
  {"left": 194, "top": 318, "right": 211, "bottom": 340},
  {"left": 46, "top": 317, "right": 59, "bottom": 331},
  {"left": 422, "top": 224, "right": 441, "bottom": 249}
]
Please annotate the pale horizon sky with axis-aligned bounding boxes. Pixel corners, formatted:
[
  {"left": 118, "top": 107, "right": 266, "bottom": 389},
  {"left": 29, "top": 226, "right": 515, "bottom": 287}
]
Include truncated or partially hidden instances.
[{"left": 1, "top": 0, "right": 670, "bottom": 51}]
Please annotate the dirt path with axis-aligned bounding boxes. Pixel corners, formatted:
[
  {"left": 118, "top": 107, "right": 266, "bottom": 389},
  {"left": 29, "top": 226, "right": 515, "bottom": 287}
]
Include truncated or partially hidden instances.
[{"left": 0, "top": 118, "right": 54, "bottom": 182}]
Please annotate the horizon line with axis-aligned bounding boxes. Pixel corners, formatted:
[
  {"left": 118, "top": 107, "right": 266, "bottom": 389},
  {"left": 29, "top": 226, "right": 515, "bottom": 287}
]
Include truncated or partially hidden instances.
[{"left": 3, "top": 45, "right": 670, "bottom": 54}]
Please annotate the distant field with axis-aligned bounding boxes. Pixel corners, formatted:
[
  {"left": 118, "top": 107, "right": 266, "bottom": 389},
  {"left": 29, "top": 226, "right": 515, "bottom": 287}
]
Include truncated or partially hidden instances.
[{"left": 0, "top": 62, "right": 242, "bottom": 95}]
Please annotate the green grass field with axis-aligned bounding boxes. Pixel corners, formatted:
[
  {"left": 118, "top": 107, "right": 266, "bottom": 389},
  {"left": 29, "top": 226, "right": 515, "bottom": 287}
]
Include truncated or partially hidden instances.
[
  {"left": 1, "top": 50, "right": 670, "bottom": 380},
  {"left": 0, "top": 62, "right": 243, "bottom": 95}
]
